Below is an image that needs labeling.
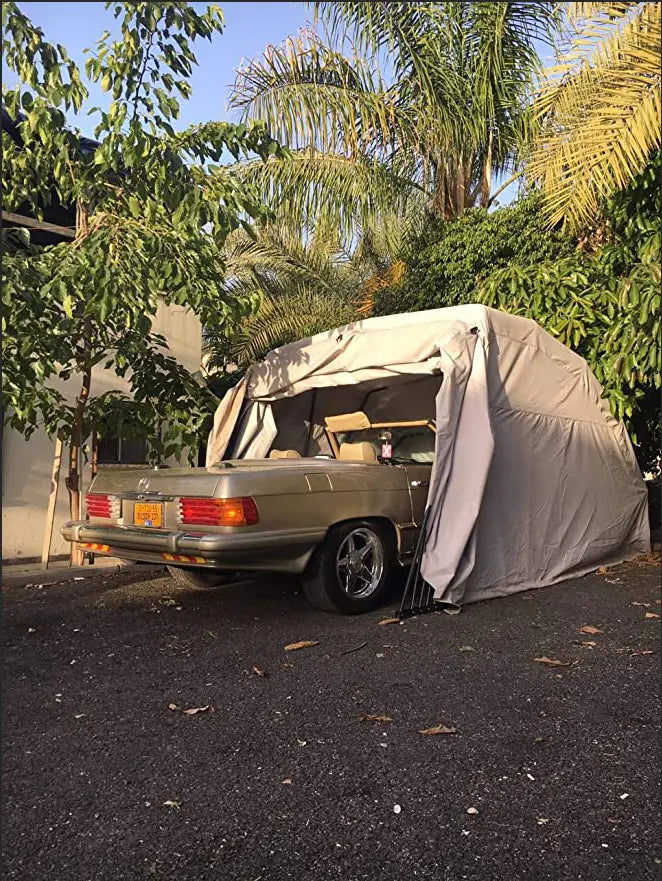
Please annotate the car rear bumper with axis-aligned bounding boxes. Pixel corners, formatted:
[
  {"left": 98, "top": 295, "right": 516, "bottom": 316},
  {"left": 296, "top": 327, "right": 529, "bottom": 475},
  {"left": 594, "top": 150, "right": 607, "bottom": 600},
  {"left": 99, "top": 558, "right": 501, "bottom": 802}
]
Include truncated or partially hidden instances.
[{"left": 61, "top": 521, "right": 327, "bottom": 574}]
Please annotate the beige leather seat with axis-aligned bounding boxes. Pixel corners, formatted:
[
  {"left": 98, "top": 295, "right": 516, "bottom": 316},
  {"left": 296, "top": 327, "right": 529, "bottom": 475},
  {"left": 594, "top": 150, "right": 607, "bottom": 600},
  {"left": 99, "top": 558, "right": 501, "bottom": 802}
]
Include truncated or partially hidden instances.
[
  {"left": 269, "top": 449, "right": 301, "bottom": 459},
  {"left": 337, "top": 442, "right": 378, "bottom": 464}
]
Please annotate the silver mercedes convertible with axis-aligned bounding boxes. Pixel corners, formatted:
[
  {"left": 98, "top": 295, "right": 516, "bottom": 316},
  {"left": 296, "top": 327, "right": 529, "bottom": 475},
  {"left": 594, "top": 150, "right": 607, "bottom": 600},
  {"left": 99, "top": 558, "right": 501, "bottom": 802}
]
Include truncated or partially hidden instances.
[{"left": 62, "top": 413, "right": 435, "bottom": 613}]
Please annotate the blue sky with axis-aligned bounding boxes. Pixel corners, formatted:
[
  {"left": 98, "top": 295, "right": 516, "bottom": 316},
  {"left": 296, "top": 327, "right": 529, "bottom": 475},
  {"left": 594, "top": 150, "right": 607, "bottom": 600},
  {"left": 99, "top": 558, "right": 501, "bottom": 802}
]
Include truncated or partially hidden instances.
[
  {"left": 6, "top": 1, "right": 529, "bottom": 205},
  {"left": 8, "top": 2, "right": 313, "bottom": 135}
]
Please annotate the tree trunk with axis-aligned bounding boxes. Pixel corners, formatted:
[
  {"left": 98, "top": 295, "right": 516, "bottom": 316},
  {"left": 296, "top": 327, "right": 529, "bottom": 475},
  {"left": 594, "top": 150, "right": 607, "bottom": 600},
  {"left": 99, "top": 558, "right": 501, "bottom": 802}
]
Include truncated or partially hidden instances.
[
  {"left": 432, "top": 165, "right": 447, "bottom": 219},
  {"left": 480, "top": 128, "right": 493, "bottom": 209},
  {"left": 456, "top": 153, "right": 466, "bottom": 217}
]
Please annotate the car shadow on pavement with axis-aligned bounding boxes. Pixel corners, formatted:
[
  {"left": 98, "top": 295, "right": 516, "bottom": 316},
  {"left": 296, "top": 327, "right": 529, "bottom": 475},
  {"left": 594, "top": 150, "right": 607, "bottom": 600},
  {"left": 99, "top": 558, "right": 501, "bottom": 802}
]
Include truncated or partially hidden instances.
[{"left": 78, "top": 563, "right": 408, "bottom": 624}]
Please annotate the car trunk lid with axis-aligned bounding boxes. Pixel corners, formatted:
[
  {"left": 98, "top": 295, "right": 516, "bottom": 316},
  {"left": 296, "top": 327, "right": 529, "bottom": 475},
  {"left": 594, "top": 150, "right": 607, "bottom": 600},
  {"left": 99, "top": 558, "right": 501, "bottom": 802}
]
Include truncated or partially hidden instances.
[{"left": 89, "top": 467, "right": 223, "bottom": 499}]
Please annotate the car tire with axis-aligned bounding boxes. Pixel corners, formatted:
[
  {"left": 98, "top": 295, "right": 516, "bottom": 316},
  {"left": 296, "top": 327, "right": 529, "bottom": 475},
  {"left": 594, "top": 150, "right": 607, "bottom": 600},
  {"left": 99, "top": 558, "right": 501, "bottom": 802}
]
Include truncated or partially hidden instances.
[
  {"left": 302, "top": 520, "right": 395, "bottom": 614},
  {"left": 167, "top": 566, "right": 238, "bottom": 589}
]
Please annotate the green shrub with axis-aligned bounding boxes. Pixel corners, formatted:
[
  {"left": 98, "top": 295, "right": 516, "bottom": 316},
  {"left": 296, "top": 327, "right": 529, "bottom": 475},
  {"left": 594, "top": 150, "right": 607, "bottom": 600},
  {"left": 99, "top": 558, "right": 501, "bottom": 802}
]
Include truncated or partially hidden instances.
[{"left": 372, "top": 193, "right": 575, "bottom": 315}]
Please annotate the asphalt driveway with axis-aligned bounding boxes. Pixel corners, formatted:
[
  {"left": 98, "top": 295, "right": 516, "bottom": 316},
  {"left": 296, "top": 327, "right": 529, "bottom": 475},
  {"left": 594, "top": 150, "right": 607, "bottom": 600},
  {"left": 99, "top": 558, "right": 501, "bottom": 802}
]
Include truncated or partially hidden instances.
[{"left": 2, "top": 555, "right": 660, "bottom": 881}]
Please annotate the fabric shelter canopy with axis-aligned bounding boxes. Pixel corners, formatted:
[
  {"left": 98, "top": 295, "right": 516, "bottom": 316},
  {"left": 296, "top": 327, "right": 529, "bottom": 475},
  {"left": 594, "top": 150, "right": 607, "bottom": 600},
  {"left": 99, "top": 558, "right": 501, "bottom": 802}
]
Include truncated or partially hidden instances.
[{"left": 206, "top": 305, "right": 649, "bottom": 605}]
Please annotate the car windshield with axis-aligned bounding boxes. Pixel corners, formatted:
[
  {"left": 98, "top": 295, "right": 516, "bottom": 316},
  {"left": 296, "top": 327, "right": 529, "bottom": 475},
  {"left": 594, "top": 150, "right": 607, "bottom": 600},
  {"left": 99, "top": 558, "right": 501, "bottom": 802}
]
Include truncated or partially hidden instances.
[{"left": 336, "top": 426, "right": 435, "bottom": 463}]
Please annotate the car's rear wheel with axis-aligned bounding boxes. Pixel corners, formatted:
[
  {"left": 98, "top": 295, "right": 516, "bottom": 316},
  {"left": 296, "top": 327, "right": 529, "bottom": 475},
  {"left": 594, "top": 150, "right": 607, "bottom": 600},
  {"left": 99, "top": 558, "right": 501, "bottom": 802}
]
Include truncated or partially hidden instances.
[
  {"left": 302, "top": 520, "right": 395, "bottom": 614},
  {"left": 167, "top": 566, "right": 238, "bottom": 589}
]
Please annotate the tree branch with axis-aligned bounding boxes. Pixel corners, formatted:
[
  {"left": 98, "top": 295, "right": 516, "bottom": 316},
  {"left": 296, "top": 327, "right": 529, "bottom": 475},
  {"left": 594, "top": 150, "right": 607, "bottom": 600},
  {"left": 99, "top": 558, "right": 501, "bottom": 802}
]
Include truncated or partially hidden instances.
[
  {"left": 487, "top": 168, "right": 524, "bottom": 208},
  {"left": 131, "top": 22, "right": 158, "bottom": 123}
]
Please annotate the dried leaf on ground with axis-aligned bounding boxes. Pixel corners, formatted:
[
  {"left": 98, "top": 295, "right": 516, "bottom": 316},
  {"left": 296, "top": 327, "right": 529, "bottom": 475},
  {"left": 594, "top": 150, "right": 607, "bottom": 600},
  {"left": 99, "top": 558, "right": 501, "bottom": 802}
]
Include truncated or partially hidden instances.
[
  {"left": 645, "top": 612, "right": 660, "bottom": 619},
  {"left": 629, "top": 649, "right": 654, "bottom": 656},
  {"left": 419, "top": 725, "right": 457, "bottom": 736},
  {"left": 163, "top": 800, "right": 181, "bottom": 809},
  {"left": 340, "top": 642, "right": 367, "bottom": 655},
  {"left": 581, "top": 641, "right": 597, "bottom": 647},
  {"left": 458, "top": 646, "right": 475, "bottom": 652},
  {"left": 167, "top": 703, "right": 180, "bottom": 711},
  {"left": 534, "top": 656, "right": 571, "bottom": 667},
  {"left": 182, "top": 705, "right": 213, "bottom": 715},
  {"left": 597, "top": 566, "right": 608, "bottom": 575},
  {"left": 252, "top": 666, "right": 267, "bottom": 677},
  {"left": 579, "top": 626, "right": 603, "bottom": 635},
  {"left": 377, "top": 618, "right": 400, "bottom": 626},
  {"left": 284, "top": 640, "right": 319, "bottom": 652},
  {"left": 359, "top": 713, "right": 393, "bottom": 723},
  {"left": 280, "top": 663, "right": 294, "bottom": 669},
  {"left": 281, "top": 778, "right": 292, "bottom": 785}
]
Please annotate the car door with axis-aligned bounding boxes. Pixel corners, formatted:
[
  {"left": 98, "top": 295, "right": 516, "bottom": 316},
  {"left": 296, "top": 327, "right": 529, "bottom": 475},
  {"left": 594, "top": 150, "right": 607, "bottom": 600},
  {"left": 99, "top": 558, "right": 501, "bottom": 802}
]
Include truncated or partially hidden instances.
[{"left": 403, "top": 463, "right": 432, "bottom": 526}]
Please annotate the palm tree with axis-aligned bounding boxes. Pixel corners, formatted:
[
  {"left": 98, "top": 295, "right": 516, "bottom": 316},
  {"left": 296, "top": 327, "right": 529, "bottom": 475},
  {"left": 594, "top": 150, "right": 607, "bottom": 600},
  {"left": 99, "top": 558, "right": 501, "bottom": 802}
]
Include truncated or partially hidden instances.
[
  {"left": 527, "top": 1, "right": 661, "bottom": 229},
  {"left": 202, "top": 220, "right": 406, "bottom": 375},
  {"left": 228, "top": 2, "right": 558, "bottom": 248}
]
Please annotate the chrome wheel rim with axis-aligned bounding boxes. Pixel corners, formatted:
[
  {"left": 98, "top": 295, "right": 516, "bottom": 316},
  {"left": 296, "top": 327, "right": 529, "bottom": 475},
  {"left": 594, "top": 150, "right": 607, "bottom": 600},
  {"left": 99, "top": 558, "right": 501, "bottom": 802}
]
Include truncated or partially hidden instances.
[{"left": 336, "top": 527, "right": 384, "bottom": 599}]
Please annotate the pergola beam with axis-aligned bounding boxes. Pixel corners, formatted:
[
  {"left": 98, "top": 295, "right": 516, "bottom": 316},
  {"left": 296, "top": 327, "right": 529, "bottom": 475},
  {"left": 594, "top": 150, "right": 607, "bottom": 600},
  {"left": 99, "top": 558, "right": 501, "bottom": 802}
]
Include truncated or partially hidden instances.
[{"left": 2, "top": 210, "right": 75, "bottom": 239}]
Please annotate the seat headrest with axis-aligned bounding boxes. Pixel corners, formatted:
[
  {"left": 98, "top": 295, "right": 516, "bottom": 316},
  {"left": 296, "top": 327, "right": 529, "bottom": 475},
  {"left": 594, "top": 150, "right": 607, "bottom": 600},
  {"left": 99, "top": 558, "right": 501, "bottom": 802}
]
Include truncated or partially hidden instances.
[
  {"left": 338, "top": 442, "right": 378, "bottom": 464},
  {"left": 324, "top": 411, "right": 371, "bottom": 432},
  {"left": 269, "top": 449, "right": 301, "bottom": 459}
]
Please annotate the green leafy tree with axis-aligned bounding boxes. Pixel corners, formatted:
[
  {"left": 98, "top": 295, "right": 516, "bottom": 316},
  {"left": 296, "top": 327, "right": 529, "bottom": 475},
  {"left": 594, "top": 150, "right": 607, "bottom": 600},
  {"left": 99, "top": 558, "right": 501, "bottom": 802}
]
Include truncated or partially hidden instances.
[
  {"left": 479, "top": 152, "right": 661, "bottom": 471},
  {"left": 2, "top": 1, "right": 282, "bottom": 527}
]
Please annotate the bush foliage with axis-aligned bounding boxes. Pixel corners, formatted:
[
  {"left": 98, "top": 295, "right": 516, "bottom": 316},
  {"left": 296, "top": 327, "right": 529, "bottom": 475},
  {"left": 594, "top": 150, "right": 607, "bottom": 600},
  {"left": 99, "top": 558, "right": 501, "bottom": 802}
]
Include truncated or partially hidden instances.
[{"left": 371, "top": 194, "right": 575, "bottom": 316}]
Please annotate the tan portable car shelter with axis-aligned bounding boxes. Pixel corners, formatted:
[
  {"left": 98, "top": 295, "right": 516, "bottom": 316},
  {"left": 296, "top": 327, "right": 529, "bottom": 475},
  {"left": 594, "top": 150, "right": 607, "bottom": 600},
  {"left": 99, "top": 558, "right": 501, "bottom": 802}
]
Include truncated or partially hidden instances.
[{"left": 206, "top": 305, "right": 649, "bottom": 606}]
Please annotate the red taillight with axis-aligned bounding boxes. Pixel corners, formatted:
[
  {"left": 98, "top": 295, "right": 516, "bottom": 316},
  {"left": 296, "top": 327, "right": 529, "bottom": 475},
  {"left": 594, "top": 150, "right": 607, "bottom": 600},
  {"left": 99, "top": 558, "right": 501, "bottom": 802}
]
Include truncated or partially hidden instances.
[
  {"left": 86, "top": 493, "right": 112, "bottom": 518},
  {"left": 86, "top": 493, "right": 120, "bottom": 519},
  {"left": 178, "top": 497, "right": 259, "bottom": 527}
]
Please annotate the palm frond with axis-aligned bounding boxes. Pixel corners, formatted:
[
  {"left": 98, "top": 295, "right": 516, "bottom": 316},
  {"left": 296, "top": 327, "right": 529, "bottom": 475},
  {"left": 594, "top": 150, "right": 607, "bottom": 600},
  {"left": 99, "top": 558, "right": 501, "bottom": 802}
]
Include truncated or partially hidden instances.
[
  {"left": 234, "top": 148, "right": 427, "bottom": 249},
  {"left": 311, "top": 2, "right": 453, "bottom": 101},
  {"left": 222, "top": 222, "right": 349, "bottom": 301},
  {"left": 228, "top": 2, "right": 553, "bottom": 234},
  {"left": 230, "top": 28, "right": 408, "bottom": 156},
  {"left": 209, "top": 286, "right": 356, "bottom": 368},
  {"left": 528, "top": 0, "right": 661, "bottom": 229},
  {"left": 205, "top": 206, "right": 422, "bottom": 372},
  {"left": 355, "top": 259, "right": 406, "bottom": 317}
]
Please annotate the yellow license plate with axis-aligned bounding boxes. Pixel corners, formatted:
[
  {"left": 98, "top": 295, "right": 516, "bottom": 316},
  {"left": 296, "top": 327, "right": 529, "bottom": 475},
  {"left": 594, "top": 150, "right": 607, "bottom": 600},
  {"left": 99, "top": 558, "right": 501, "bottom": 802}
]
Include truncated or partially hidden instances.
[{"left": 133, "top": 502, "right": 163, "bottom": 528}]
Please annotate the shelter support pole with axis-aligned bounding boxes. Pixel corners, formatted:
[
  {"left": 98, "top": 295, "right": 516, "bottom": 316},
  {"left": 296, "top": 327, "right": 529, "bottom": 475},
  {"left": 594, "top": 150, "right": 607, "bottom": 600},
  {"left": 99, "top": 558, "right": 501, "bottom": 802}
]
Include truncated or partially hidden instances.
[
  {"left": 304, "top": 389, "right": 317, "bottom": 455},
  {"left": 397, "top": 505, "right": 436, "bottom": 618}
]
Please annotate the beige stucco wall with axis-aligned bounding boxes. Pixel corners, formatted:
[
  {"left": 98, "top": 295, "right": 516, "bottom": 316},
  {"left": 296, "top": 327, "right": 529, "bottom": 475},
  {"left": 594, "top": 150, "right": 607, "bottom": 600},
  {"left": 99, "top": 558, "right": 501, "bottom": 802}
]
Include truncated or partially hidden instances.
[{"left": 2, "top": 302, "right": 202, "bottom": 562}]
